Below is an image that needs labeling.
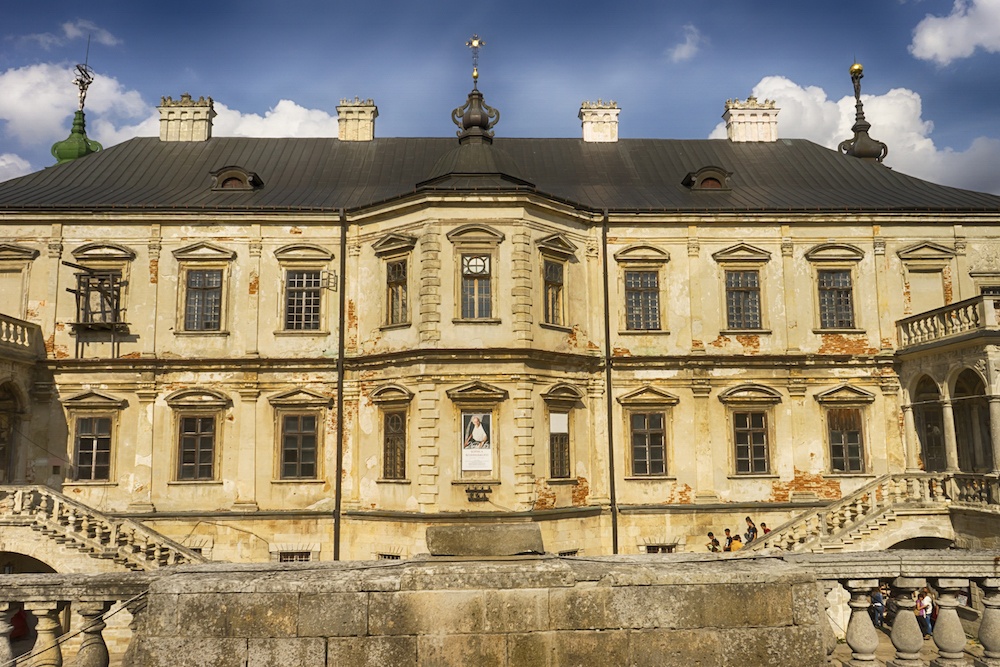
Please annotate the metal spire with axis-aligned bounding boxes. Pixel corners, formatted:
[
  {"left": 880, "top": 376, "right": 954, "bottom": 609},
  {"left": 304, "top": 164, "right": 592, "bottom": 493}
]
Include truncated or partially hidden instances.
[{"left": 466, "top": 34, "right": 484, "bottom": 89}]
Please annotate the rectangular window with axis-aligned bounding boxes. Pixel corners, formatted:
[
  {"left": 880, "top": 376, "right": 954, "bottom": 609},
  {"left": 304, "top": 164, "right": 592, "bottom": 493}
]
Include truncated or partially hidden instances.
[
  {"left": 377, "top": 552, "right": 402, "bottom": 561},
  {"left": 386, "top": 259, "right": 408, "bottom": 325},
  {"left": 184, "top": 269, "right": 223, "bottom": 331},
  {"left": 75, "top": 271, "right": 124, "bottom": 325},
  {"left": 734, "top": 411, "right": 769, "bottom": 474},
  {"left": 645, "top": 544, "right": 676, "bottom": 554},
  {"left": 630, "top": 411, "right": 666, "bottom": 476},
  {"left": 285, "top": 270, "right": 322, "bottom": 330},
  {"left": 461, "top": 254, "right": 492, "bottom": 319},
  {"left": 818, "top": 269, "right": 854, "bottom": 329},
  {"left": 383, "top": 410, "right": 406, "bottom": 480},
  {"left": 549, "top": 412, "right": 570, "bottom": 479},
  {"left": 74, "top": 417, "right": 111, "bottom": 481},
  {"left": 725, "top": 270, "right": 761, "bottom": 329},
  {"left": 543, "top": 259, "right": 564, "bottom": 326},
  {"left": 829, "top": 408, "right": 864, "bottom": 473},
  {"left": 625, "top": 270, "right": 660, "bottom": 330},
  {"left": 178, "top": 416, "right": 215, "bottom": 480},
  {"left": 281, "top": 414, "right": 317, "bottom": 479},
  {"left": 278, "top": 551, "right": 312, "bottom": 563}
]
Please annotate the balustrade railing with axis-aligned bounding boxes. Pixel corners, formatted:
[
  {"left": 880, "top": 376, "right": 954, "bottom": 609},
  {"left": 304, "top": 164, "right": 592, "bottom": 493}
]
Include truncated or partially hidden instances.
[
  {"left": 0, "top": 314, "right": 41, "bottom": 358},
  {"left": 898, "top": 294, "right": 1000, "bottom": 348}
]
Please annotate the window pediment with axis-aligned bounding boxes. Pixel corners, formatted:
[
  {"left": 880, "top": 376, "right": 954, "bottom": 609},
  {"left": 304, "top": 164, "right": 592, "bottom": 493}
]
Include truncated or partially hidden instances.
[
  {"left": 446, "top": 380, "right": 508, "bottom": 404},
  {"left": 542, "top": 383, "right": 584, "bottom": 410},
  {"left": 614, "top": 245, "right": 670, "bottom": 264},
  {"left": 274, "top": 244, "right": 334, "bottom": 263},
  {"left": 445, "top": 224, "right": 504, "bottom": 245},
  {"left": 814, "top": 384, "right": 875, "bottom": 405},
  {"left": 72, "top": 243, "right": 136, "bottom": 262},
  {"left": 0, "top": 243, "right": 40, "bottom": 262},
  {"left": 712, "top": 243, "right": 771, "bottom": 264},
  {"left": 165, "top": 388, "right": 230, "bottom": 410},
  {"left": 373, "top": 234, "right": 418, "bottom": 257},
  {"left": 62, "top": 390, "right": 127, "bottom": 410},
  {"left": 896, "top": 242, "right": 955, "bottom": 271},
  {"left": 210, "top": 166, "right": 263, "bottom": 191},
  {"left": 617, "top": 386, "right": 680, "bottom": 407},
  {"left": 172, "top": 242, "right": 237, "bottom": 262},
  {"left": 804, "top": 243, "right": 864, "bottom": 263},
  {"left": 268, "top": 388, "right": 332, "bottom": 408},
  {"left": 369, "top": 383, "right": 414, "bottom": 405},
  {"left": 536, "top": 233, "right": 578, "bottom": 259},
  {"left": 718, "top": 383, "right": 782, "bottom": 405}
]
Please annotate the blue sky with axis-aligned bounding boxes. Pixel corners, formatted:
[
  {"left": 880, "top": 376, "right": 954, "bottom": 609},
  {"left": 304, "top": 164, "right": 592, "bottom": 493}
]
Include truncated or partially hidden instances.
[{"left": 2, "top": 0, "right": 999, "bottom": 193}]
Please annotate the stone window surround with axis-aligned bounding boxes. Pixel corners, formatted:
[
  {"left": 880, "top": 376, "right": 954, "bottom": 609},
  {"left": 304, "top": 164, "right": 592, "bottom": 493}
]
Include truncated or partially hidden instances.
[
  {"left": 268, "top": 389, "right": 332, "bottom": 482},
  {"left": 541, "top": 382, "right": 585, "bottom": 482},
  {"left": 370, "top": 383, "right": 414, "bottom": 483},
  {"left": 61, "top": 391, "right": 127, "bottom": 485},
  {"left": 273, "top": 243, "right": 334, "bottom": 336},
  {"left": 614, "top": 245, "right": 670, "bottom": 335},
  {"left": 804, "top": 242, "right": 865, "bottom": 333},
  {"left": 712, "top": 242, "right": 772, "bottom": 333},
  {"left": 69, "top": 243, "right": 137, "bottom": 328},
  {"left": 172, "top": 242, "right": 236, "bottom": 336},
  {"left": 166, "top": 388, "right": 231, "bottom": 483},
  {"left": 618, "top": 386, "right": 679, "bottom": 479},
  {"left": 536, "top": 233, "right": 579, "bottom": 331},
  {"left": 373, "top": 233, "right": 417, "bottom": 330},
  {"left": 719, "top": 383, "right": 783, "bottom": 477},
  {"left": 0, "top": 243, "right": 40, "bottom": 319},
  {"left": 446, "top": 224, "right": 505, "bottom": 324},
  {"left": 815, "top": 384, "right": 876, "bottom": 475},
  {"left": 447, "top": 380, "right": 508, "bottom": 483}
]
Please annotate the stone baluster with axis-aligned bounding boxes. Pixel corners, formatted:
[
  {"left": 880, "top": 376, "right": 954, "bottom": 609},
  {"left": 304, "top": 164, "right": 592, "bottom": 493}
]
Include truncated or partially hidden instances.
[
  {"left": 887, "top": 577, "right": 925, "bottom": 667},
  {"left": 820, "top": 583, "right": 839, "bottom": 665},
  {"left": 120, "top": 597, "right": 147, "bottom": 667},
  {"left": 976, "top": 578, "right": 1000, "bottom": 667},
  {"left": 930, "top": 578, "right": 973, "bottom": 666},
  {"left": 843, "top": 578, "right": 880, "bottom": 666},
  {"left": 75, "top": 601, "right": 112, "bottom": 667},
  {"left": 24, "top": 601, "right": 66, "bottom": 667},
  {"left": 0, "top": 602, "right": 17, "bottom": 665}
]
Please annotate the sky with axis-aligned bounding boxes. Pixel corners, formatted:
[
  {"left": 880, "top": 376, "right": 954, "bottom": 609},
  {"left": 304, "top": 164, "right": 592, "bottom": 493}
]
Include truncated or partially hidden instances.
[{"left": 1, "top": 0, "right": 1000, "bottom": 193}]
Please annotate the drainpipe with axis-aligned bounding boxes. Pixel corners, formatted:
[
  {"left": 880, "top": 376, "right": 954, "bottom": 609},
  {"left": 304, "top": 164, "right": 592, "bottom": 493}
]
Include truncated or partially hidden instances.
[
  {"left": 601, "top": 209, "right": 619, "bottom": 554},
  {"left": 333, "top": 208, "right": 348, "bottom": 560}
]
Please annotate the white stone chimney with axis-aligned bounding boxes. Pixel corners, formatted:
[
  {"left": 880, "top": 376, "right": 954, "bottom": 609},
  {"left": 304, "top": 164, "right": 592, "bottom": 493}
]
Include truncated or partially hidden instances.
[
  {"left": 158, "top": 93, "right": 216, "bottom": 142},
  {"left": 723, "top": 97, "right": 779, "bottom": 142},
  {"left": 579, "top": 100, "right": 620, "bottom": 143},
  {"left": 337, "top": 98, "right": 378, "bottom": 141}
]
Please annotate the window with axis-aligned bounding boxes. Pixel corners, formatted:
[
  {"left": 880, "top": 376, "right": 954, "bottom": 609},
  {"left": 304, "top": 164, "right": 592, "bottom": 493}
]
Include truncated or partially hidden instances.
[
  {"left": 377, "top": 552, "right": 402, "bottom": 561},
  {"left": 461, "top": 254, "right": 492, "bottom": 319},
  {"left": 725, "top": 270, "right": 762, "bottom": 330},
  {"left": 67, "top": 243, "right": 135, "bottom": 330},
  {"left": 818, "top": 269, "right": 855, "bottom": 329},
  {"left": 0, "top": 243, "right": 41, "bottom": 319},
  {"left": 178, "top": 416, "right": 216, "bottom": 480},
  {"left": 184, "top": 269, "right": 223, "bottom": 331},
  {"left": 386, "top": 259, "right": 408, "bottom": 325},
  {"left": 280, "top": 413, "right": 318, "bottom": 479},
  {"left": 625, "top": 270, "right": 660, "bottom": 331},
  {"left": 549, "top": 412, "right": 570, "bottom": 479},
  {"left": 644, "top": 543, "right": 676, "bottom": 554},
  {"left": 278, "top": 551, "right": 312, "bottom": 563},
  {"left": 543, "top": 259, "right": 565, "bottom": 326},
  {"left": 74, "top": 417, "right": 111, "bottom": 481},
  {"left": 558, "top": 549, "right": 579, "bottom": 557},
  {"left": 630, "top": 412, "right": 666, "bottom": 476},
  {"left": 828, "top": 408, "right": 864, "bottom": 473},
  {"left": 383, "top": 410, "right": 407, "bottom": 480},
  {"left": 733, "top": 411, "right": 769, "bottom": 474},
  {"left": 284, "top": 270, "right": 322, "bottom": 330}
]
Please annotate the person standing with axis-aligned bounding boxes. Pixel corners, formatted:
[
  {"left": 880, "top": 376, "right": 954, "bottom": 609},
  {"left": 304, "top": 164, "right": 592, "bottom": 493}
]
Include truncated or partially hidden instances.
[
  {"left": 917, "top": 588, "right": 934, "bottom": 637},
  {"left": 869, "top": 588, "right": 885, "bottom": 629}
]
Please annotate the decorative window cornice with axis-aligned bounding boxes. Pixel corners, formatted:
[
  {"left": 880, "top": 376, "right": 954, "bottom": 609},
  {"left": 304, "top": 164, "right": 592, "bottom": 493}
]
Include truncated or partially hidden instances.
[
  {"left": 446, "top": 380, "right": 508, "bottom": 404},
  {"left": 446, "top": 224, "right": 504, "bottom": 245},
  {"left": 268, "top": 388, "right": 333, "bottom": 408},
  {"left": 718, "top": 383, "right": 783, "bottom": 405},
  {"left": 72, "top": 243, "right": 136, "bottom": 262},
  {"left": 165, "top": 388, "right": 231, "bottom": 410},
  {"left": 814, "top": 384, "right": 876, "bottom": 405},
  {"left": 369, "top": 384, "right": 415, "bottom": 405},
  {"left": 712, "top": 243, "right": 771, "bottom": 264},
  {"left": 617, "top": 386, "right": 680, "bottom": 407},
  {"left": 274, "top": 243, "right": 334, "bottom": 263},
  {"left": 896, "top": 241, "right": 955, "bottom": 271},
  {"left": 804, "top": 243, "right": 864, "bottom": 263},
  {"left": 372, "top": 234, "right": 418, "bottom": 257},
  {"left": 0, "top": 243, "right": 40, "bottom": 262},
  {"left": 61, "top": 390, "right": 127, "bottom": 411},
  {"left": 614, "top": 245, "right": 670, "bottom": 264},
  {"left": 541, "top": 383, "right": 584, "bottom": 411},
  {"left": 172, "top": 241, "right": 236, "bottom": 262},
  {"left": 536, "top": 233, "right": 578, "bottom": 260}
]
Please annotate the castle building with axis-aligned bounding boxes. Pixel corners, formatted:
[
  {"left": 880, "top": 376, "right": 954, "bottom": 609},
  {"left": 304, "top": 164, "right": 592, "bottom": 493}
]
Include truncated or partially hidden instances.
[{"left": 1, "top": 62, "right": 999, "bottom": 568}]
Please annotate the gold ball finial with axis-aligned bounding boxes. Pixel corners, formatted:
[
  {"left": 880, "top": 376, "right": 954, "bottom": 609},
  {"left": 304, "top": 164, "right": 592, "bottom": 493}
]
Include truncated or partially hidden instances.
[{"left": 850, "top": 62, "right": 864, "bottom": 76}]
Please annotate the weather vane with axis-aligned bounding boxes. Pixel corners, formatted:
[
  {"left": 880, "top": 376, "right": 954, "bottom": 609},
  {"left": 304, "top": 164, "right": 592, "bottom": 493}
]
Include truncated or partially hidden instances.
[
  {"left": 73, "top": 35, "right": 95, "bottom": 111},
  {"left": 466, "top": 34, "right": 484, "bottom": 88}
]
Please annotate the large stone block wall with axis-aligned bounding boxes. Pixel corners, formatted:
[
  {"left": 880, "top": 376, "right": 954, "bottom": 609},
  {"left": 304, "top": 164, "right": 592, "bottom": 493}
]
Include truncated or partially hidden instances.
[{"left": 128, "top": 555, "right": 826, "bottom": 666}]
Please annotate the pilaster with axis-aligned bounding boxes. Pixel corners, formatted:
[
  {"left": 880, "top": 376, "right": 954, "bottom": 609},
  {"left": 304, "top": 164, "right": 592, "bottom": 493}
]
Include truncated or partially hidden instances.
[
  {"left": 419, "top": 230, "right": 442, "bottom": 344},
  {"left": 128, "top": 379, "right": 157, "bottom": 512},
  {"left": 416, "top": 378, "right": 440, "bottom": 510},
  {"left": 232, "top": 382, "right": 260, "bottom": 512},
  {"left": 511, "top": 229, "right": 533, "bottom": 347}
]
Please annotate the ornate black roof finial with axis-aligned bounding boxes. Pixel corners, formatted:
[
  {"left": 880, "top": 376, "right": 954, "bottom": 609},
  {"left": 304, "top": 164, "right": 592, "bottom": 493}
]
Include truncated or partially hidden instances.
[
  {"left": 452, "top": 35, "right": 499, "bottom": 144},
  {"left": 838, "top": 62, "right": 888, "bottom": 163}
]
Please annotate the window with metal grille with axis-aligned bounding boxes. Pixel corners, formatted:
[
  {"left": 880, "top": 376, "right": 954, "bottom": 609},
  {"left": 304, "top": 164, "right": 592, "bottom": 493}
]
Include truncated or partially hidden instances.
[
  {"left": 74, "top": 270, "right": 124, "bottom": 325},
  {"left": 74, "top": 417, "right": 111, "bottom": 481},
  {"left": 549, "top": 412, "right": 570, "bottom": 479},
  {"left": 630, "top": 411, "right": 666, "bottom": 476},
  {"left": 386, "top": 259, "right": 408, "bottom": 325},
  {"left": 377, "top": 553, "right": 401, "bottom": 560},
  {"left": 725, "top": 270, "right": 761, "bottom": 329},
  {"left": 558, "top": 549, "right": 579, "bottom": 557},
  {"left": 624, "top": 270, "right": 660, "bottom": 330},
  {"left": 645, "top": 544, "right": 676, "bottom": 554},
  {"left": 285, "top": 270, "right": 322, "bottom": 330},
  {"left": 281, "top": 413, "right": 317, "bottom": 479},
  {"left": 543, "top": 259, "right": 564, "bottom": 326},
  {"left": 278, "top": 551, "right": 312, "bottom": 563},
  {"left": 461, "top": 254, "right": 492, "bottom": 319},
  {"left": 818, "top": 269, "right": 854, "bottom": 329},
  {"left": 828, "top": 408, "right": 864, "bottom": 473},
  {"left": 178, "top": 416, "right": 215, "bottom": 480},
  {"left": 184, "top": 269, "right": 223, "bottom": 331},
  {"left": 383, "top": 411, "right": 406, "bottom": 480},
  {"left": 734, "top": 411, "right": 769, "bottom": 474}
]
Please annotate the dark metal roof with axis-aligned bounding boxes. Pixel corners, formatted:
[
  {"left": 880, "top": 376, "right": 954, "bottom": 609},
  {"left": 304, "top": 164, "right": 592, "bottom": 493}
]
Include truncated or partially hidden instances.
[{"left": 1, "top": 136, "right": 998, "bottom": 214}]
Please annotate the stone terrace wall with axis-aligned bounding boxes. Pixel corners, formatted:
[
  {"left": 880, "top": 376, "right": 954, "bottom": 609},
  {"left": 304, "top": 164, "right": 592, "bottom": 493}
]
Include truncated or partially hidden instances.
[{"left": 128, "top": 555, "right": 826, "bottom": 667}]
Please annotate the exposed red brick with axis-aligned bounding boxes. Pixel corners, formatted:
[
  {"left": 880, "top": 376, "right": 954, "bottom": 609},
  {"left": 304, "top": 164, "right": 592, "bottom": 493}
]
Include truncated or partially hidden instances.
[
  {"left": 735, "top": 334, "right": 760, "bottom": 354},
  {"left": 248, "top": 271, "right": 259, "bottom": 295},
  {"left": 149, "top": 259, "right": 158, "bottom": 284},
  {"left": 534, "top": 479, "right": 557, "bottom": 510},
  {"left": 120, "top": 352, "right": 142, "bottom": 359},
  {"left": 572, "top": 477, "right": 590, "bottom": 506},
  {"left": 818, "top": 334, "right": 878, "bottom": 356},
  {"left": 289, "top": 227, "right": 303, "bottom": 235},
  {"left": 612, "top": 346, "right": 631, "bottom": 357},
  {"left": 942, "top": 265, "right": 953, "bottom": 304},
  {"left": 708, "top": 335, "right": 730, "bottom": 348},
  {"left": 769, "top": 469, "right": 842, "bottom": 503},
  {"left": 691, "top": 339, "right": 705, "bottom": 350},
  {"left": 668, "top": 483, "right": 693, "bottom": 505}
]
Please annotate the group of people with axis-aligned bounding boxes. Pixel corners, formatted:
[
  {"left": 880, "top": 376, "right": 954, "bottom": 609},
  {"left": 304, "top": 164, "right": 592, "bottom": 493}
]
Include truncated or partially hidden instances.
[
  {"left": 869, "top": 585, "right": 936, "bottom": 638},
  {"left": 705, "top": 517, "right": 770, "bottom": 552}
]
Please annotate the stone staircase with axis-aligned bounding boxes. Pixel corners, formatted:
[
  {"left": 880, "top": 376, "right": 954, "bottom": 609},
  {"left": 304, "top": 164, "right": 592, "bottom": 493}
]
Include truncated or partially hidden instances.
[
  {"left": 746, "top": 472, "right": 953, "bottom": 553},
  {"left": 0, "top": 485, "right": 205, "bottom": 570}
]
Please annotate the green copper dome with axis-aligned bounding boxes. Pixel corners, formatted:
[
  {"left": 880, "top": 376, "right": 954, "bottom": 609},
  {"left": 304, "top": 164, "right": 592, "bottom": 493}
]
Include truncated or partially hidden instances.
[{"left": 51, "top": 110, "right": 102, "bottom": 164}]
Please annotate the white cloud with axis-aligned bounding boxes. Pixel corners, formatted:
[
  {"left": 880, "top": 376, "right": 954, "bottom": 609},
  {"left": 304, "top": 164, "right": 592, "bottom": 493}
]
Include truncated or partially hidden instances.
[
  {"left": 214, "top": 100, "right": 339, "bottom": 137},
  {"left": 666, "top": 25, "right": 705, "bottom": 64},
  {"left": 0, "top": 64, "right": 80, "bottom": 144},
  {"left": 0, "top": 153, "right": 33, "bottom": 181},
  {"left": 910, "top": 0, "right": 1000, "bottom": 65},
  {"left": 709, "top": 75, "right": 1000, "bottom": 194},
  {"left": 21, "top": 19, "right": 120, "bottom": 50}
]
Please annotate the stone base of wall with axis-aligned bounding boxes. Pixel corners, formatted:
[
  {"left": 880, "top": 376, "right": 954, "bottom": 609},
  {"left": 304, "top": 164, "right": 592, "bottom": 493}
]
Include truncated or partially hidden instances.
[{"left": 128, "top": 555, "right": 826, "bottom": 667}]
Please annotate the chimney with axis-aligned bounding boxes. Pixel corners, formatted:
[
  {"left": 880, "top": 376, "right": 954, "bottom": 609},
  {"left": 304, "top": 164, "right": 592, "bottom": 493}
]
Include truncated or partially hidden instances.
[
  {"left": 723, "top": 97, "right": 779, "bottom": 142},
  {"left": 579, "top": 100, "right": 619, "bottom": 143},
  {"left": 337, "top": 98, "right": 378, "bottom": 141},
  {"left": 158, "top": 93, "right": 216, "bottom": 142}
]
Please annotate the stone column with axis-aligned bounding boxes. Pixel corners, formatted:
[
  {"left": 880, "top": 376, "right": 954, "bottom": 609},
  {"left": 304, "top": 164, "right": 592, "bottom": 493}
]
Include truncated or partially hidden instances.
[
  {"left": 128, "top": 386, "right": 157, "bottom": 512},
  {"left": 987, "top": 397, "right": 1000, "bottom": 475},
  {"left": 931, "top": 577, "right": 973, "bottom": 666},
  {"left": 887, "top": 577, "right": 925, "bottom": 667},
  {"left": 942, "top": 400, "right": 961, "bottom": 472},
  {"left": 692, "top": 379, "right": 718, "bottom": 503},
  {"left": 843, "top": 579, "right": 880, "bottom": 666},
  {"left": 976, "top": 577, "right": 1000, "bottom": 667},
  {"left": 902, "top": 404, "right": 921, "bottom": 472},
  {"left": 74, "top": 601, "right": 112, "bottom": 667},
  {"left": 0, "top": 602, "right": 16, "bottom": 665},
  {"left": 780, "top": 233, "right": 798, "bottom": 351},
  {"left": 24, "top": 601, "right": 65, "bottom": 667},
  {"left": 232, "top": 385, "right": 259, "bottom": 512}
]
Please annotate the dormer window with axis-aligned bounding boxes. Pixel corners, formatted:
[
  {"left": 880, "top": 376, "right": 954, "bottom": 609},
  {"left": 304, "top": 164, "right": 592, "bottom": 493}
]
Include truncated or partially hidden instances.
[
  {"left": 683, "top": 166, "right": 732, "bottom": 191},
  {"left": 210, "top": 166, "right": 263, "bottom": 191}
]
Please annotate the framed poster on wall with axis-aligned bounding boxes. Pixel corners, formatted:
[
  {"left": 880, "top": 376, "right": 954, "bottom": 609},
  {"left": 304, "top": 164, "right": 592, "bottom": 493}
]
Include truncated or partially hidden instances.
[{"left": 461, "top": 412, "right": 492, "bottom": 472}]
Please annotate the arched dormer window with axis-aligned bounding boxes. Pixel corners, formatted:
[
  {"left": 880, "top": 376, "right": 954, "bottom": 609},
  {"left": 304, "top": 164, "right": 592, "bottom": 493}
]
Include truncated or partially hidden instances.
[
  {"left": 210, "top": 166, "right": 263, "bottom": 191},
  {"left": 683, "top": 166, "right": 732, "bottom": 191}
]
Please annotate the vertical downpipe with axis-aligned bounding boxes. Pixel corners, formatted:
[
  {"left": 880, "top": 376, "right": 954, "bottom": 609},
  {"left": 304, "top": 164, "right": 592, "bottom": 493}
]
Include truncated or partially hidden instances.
[
  {"left": 333, "top": 208, "right": 348, "bottom": 560},
  {"left": 601, "top": 209, "right": 619, "bottom": 554}
]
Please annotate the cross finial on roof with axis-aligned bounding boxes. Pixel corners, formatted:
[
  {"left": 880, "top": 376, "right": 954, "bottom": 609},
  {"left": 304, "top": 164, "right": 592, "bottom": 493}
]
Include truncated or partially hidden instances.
[{"left": 466, "top": 34, "right": 485, "bottom": 89}]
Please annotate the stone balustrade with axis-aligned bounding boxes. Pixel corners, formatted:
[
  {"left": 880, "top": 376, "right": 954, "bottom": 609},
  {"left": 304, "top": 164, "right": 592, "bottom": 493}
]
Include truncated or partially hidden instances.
[
  {"left": 2, "top": 550, "right": 999, "bottom": 666},
  {"left": 897, "top": 295, "right": 1000, "bottom": 349},
  {"left": 0, "top": 314, "right": 42, "bottom": 359}
]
